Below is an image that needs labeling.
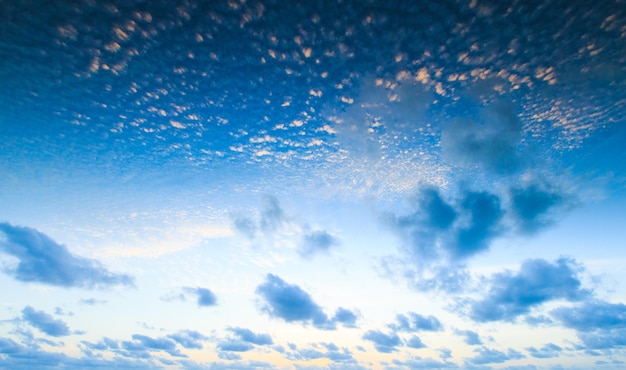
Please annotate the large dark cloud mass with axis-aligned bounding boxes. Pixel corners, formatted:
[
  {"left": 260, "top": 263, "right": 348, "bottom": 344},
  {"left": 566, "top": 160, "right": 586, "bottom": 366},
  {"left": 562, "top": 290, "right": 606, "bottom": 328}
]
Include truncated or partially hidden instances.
[
  {"left": 470, "top": 257, "right": 588, "bottom": 322},
  {"left": 0, "top": 223, "right": 133, "bottom": 289},
  {"left": 255, "top": 274, "right": 357, "bottom": 330}
]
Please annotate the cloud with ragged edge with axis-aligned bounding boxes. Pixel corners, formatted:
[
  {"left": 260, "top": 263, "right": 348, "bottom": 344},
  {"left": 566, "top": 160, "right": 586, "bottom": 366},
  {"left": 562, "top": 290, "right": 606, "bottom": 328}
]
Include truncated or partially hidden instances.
[
  {"left": 362, "top": 330, "right": 402, "bottom": 353},
  {"left": 0, "top": 222, "right": 134, "bottom": 289},
  {"left": 551, "top": 300, "right": 626, "bottom": 350},
  {"left": 217, "top": 327, "right": 274, "bottom": 356},
  {"left": 21, "top": 306, "right": 71, "bottom": 337},
  {"left": 440, "top": 103, "right": 525, "bottom": 175},
  {"left": 162, "top": 287, "right": 218, "bottom": 307},
  {"left": 388, "top": 312, "right": 443, "bottom": 332},
  {"left": 255, "top": 274, "right": 358, "bottom": 330},
  {"left": 466, "top": 347, "right": 525, "bottom": 365},
  {"left": 470, "top": 257, "right": 589, "bottom": 322},
  {"left": 232, "top": 195, "right": 340, "bottom": 260},
  {"left": 526, "top": 343, "right": 563, "bottom": 358},
  {"left": 455, "top": 330, "right": 482, "bottom": 345},
  {"left": 383, "top": 180, "right": 570, "bottom": 292}
]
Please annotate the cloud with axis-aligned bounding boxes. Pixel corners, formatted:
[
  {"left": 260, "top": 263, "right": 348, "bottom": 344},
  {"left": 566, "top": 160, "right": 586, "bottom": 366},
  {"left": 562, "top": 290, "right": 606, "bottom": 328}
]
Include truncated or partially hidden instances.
[
  {"left": 166, "top": 330, "right": 208, "bottom": 349},
  {"left": 298, "top": 230, "right": 338, "bottom": 259},
  {"left": 389, "top": 312, "right": 443, "bottom": 332},
  {"left": 228, "top": 327, "right": 273, "bottom": 345},
  {"left": 551, "top": 300, "right": 626, "bottom": 349},
  {"left": 255, "top": 274, "right": 357, "bottom": 330},
  {"left": 260, "top": 195, "right": 286, "bottom": 232},
  {"left": 467, "top": 347, "right": 525, "bottom": 365},
  {"left": 167, "top": 287, "right": 217, "bottom": 307},
  {"left": 452, "top": 190, "right": 504, "bottom": 259},
  {"left": 233, "top": 217, "right": 257, "bottom": 239},
  {"left": 440, "top": 103, "right": 524, "bottom": 174},
  {"left": 456, "top": 330, "right": 482, "bottom": 345},
  {"left": 509, "top": 183, "right": 566, "bottom": 233},
  {"left": 526, "top": 343, "right": 562, "bottom": 358},
  {"left": 362, "top": 330, "right": 401, "bottom": 353},
  {"left": 470, "top": 258, "right": 588, "bottom": 322},
  {"left": 217, "top": 341, "right": 254, "bottom": 352},
  {"left": 0, "top": 222, "right": 134, "bottom": 288},
  {"left": 406, "top": 335, "right": 426, "bottom": 349},
  {"left": 333, "top": 307, "right": 358, "bottom": 328},
  {"left": 21, "top": 306, "right": 71, "bottom": 337}
]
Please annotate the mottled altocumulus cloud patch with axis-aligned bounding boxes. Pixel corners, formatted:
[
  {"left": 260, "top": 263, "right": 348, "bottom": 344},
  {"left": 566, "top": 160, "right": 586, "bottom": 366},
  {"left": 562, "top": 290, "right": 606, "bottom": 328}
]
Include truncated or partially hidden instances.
[
  {"left": 470, "top": 257, "right": 589, "bottom": 322},
  {"left": 0, "top": 222, "right": 134, "bottom": 289},
  {"left": 255, "top": 274, "right": 357, "bottom": 330}
]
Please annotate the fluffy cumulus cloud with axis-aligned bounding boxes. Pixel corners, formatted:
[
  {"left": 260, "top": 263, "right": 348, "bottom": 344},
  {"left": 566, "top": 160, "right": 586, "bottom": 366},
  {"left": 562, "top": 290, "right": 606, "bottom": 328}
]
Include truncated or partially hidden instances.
[
  {"left": 362, "top": 330, "right": 402, "bottom": 353},
  {"left": 456, "top": 330, "right": 482, "bottom": 345},
  {"left": 389, "top": 312, "right": 443, "bottom": 332},
  {"left": 228, "top": 327, "right": 273, "bottom": 346},
  {"left": 467, "top": 347, "right": 525, "bottom": 365},
  {"left": 0, "top": 223, "right": 134, "bottom": 288},
  {"left": 21, "top": 306, "right": 71, "bottom": 337},
  {"left": 441, "top": 103, "right": 524, "bottom": 174},
  {"left": 551, "top": 300, "right": 626, "bottom": 350},
  {"left": 81, "top": 332, "right": 200, "bottom": 359},
  {"left": 470, "top": 257, "right": 588, "bottom": 322},
  {"left": 509, "top": 183, "right": 566, "bottom": 233},
  {"left": 526, "top": 343, "right": 563, "bottom": 358},
  {"left": 255, "top": 274, "right": 357, "bottom": 330}
]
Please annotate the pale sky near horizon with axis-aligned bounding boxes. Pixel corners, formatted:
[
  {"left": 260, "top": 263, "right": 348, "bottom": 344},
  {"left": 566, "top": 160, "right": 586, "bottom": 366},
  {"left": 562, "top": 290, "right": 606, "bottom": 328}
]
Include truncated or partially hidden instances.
[{"left": 1, "top": 0, "right": 626, "bottom": 369}]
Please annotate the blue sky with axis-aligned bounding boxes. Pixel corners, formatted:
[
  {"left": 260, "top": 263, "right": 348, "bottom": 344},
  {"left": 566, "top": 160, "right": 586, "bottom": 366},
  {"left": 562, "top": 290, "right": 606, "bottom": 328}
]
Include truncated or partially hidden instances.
[{"left": 1, "top": 0, "right": 625, "bottom": 369}]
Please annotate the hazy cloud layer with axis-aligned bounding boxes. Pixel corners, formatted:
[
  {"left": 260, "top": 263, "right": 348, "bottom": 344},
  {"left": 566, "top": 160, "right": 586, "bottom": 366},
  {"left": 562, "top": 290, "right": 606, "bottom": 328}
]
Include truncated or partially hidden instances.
[{"left": 0, "top": 223, "right": 133, "bottom": 289}]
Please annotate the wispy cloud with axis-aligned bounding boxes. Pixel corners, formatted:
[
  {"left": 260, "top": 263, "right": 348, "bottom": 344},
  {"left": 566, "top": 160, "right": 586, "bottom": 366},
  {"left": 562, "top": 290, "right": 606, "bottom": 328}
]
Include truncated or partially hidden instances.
[
  {"left": 298, "top": 230, "right": 339, "bottom": 259},
  {"left": 255, "top": 274, "right": 357, "bottom": 330},
  {"left": 0, "top": 222, "right": 133, "bottom": 289},
  {"left": 388, "top": 312, "right": 443, "bottom": 332},
  {"left": 163, "top": 287, "right": 217, "bottom": 307}
]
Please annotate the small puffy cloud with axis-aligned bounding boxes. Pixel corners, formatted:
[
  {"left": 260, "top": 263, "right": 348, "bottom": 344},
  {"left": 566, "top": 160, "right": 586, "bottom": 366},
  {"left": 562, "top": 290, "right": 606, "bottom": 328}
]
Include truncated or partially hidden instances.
[
  {"left": 467, "top": 347, "right": 525, "bottom": 365},
  {"left": 217, "top": 341, "right": 254, "bottom": 352},
  {"left": 298, "top": 230, "right": 338, "bottom": 259},
  {"left": 228, "top": 327, "right": 273, "bottom": 345},
  {"left": 182, "top": 287, "right": 217, "bottom": 307},
  {"left": 441, "top": 103, "right": 524, "bottom": 174},
  {"left": 362, "top": 330, "right": 401, "bottom": 353},
  {"left": 551, "top": 300, "right": 626, "bottom": 349},
  {"left": 456, "top": 330, "right": 482, "bottom": 345},
  {"left": 470, "top": 258, "right": 588, "bottom": 322},
  {"left": 510, "top": 184, "right": 566, "bottom": 233},
  {"left": 255, "top": 274, "right": 356, "bottom": 330},
  {"left": 526, "top": 343, "right": 562, "bottom": 358},
  {"left": 406, "top": 335, "right": 426, "bottom": 349},
  {"left": 0, "top": 222, "right": 134, "bottom": 289},
  {"left": 333, "top": 307, "right": 358, "bottom": 328},
  {"left": 21, "top": 306, "right": 71, "bottom": 337},
  {"left": 167, "top": 330, "right": 208, "bottom": 349},
  {"left": 389, "top": 312, "right": 443, "bottom": 332}
]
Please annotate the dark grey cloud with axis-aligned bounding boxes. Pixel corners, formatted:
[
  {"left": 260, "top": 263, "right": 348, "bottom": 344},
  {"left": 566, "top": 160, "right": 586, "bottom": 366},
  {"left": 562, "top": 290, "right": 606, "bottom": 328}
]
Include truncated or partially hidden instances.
[
  {"left": 526, "top": 343, "right": 562, "bottom": 358},
  {"left": 551, "top": 300, "right": 626, "bottom": 349},
  {"left": 470, "top": 258, "right": 588, "bottom": 322},
  {"left": 389, "top": 312, "right": 443, "bottom": 332},
  {"left": 228, "top": 327, "right": 273, "bottom": 346},
  {"left": 21, "top": 306, "right": 71, "bottom": 337},
  {"left": 456, "top": 330, "right": 482, "bottom": 345},
  {"left": 362, "top": 330, "right": 401, "bottom": 353},
  {"left": 441, "top": 103, "right": 524, "bottom": 174},
  {"left": 255, "top": 274, "right": 357, "bottom": 330},
  {"left": 467, "top": 347, "right": 525, "bottom": 365},
  {"left": 298, "top": 230, "right": 338, "bottom": 259},
  {"left": 0, "top": 222, "right": 134, "bottom": 289},
  {"left": 510, "top": 184, "right": 566, "bottom": 233}
]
